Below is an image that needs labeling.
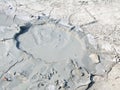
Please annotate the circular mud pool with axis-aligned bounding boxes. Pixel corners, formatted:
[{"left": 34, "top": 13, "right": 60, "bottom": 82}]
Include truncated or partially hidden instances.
[{"left": 19, "top": 21, "right": 90, "bottom": 63}]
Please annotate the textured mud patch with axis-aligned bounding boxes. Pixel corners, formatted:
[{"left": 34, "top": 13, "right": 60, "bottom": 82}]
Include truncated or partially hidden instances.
[
  {"left": 0, "top": 13, "right": 95, "bottom": 90},
  {"left": 0, "top": 0, "right": 120, "bottom": 90}
]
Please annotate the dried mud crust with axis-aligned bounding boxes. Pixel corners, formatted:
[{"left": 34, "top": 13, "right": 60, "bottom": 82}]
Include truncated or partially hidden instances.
[{"left": 0, "top": 0, "right": 120, "bottom": 90}]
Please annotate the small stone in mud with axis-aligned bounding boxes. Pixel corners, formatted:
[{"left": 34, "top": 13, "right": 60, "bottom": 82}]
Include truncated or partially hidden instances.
[{"left": 89, "top": 53, "right": 100, "bottom": 64}]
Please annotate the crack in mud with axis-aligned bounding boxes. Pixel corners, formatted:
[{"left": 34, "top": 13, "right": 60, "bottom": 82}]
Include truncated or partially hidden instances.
[
  {"left": 13, "top": 22, "right": 35, "bottom": 58},
  {"left": 0, "top": 59, "right": 24, "bottom": 79},
  {"left": 14, "top": 23, "right": 32, "bottom": 49},
  {"left": 85, "top": 74, "right": 95, "bottom": 90}
]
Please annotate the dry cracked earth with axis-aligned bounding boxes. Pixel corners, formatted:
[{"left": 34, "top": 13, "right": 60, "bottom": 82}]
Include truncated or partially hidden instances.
[{"left": 0, "top": 0, "right": 120, "bottom": 90}]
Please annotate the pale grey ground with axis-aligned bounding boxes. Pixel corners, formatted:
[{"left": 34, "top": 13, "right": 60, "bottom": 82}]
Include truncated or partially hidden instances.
[{"left": 0, "top": 0, "right": 120, "bottom": 90}]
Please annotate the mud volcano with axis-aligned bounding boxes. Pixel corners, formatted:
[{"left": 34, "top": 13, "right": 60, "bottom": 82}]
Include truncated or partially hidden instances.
[{"left": 0, "top": 14, "right": 103, "bottom": 90}]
